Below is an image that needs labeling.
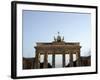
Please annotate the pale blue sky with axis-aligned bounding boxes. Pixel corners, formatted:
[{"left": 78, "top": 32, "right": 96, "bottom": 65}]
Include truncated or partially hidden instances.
[{"left": 22, "top": 10, "right": 91, "bottom": 59}]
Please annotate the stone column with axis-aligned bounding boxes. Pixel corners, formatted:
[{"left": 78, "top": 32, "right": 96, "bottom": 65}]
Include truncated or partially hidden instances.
[
  {"left": 34, "top": 51, "right": 40, "bottom": 69},
  {"left": 76, "top": 51, "right": 80, "bottom": 66},
  {"left": 52, "top": 54, "right": 55, "bottom": 68},
  {"left": 69, "top": 52, "right": 73, "bottom": 67},
  {"left": 62, "top": 53, "right": 66, "bottom": 67},
  {"left": 43, "top": 52, "right": 48, "bottom": 68}
]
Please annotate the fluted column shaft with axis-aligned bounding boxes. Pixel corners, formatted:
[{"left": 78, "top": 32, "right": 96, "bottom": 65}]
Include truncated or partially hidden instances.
[
  {"left": 34, "top": 51, "right": 40, "bottom": 69},
  {"left": 52, "top": 54, "right": 55, "bottom": 68},
  {"left": 69, "top": 52, "right": 73, "bottom": 67},
  {"left": 43, "top": 52, "right": 48, "bottom": 68},
  {"left": 62, "top": 54, "right": 66, "bottom": 67},
  {"left": 76, "top": 51, "right": 80, "bottom": 66}
]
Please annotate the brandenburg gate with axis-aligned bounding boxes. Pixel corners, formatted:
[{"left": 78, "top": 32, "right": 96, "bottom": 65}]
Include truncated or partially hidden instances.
[{"left": 34, "top": 32, "right": 81, "bottom": 69}]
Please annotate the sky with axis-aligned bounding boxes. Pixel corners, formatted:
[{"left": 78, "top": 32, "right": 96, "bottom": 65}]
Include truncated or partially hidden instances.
[{"left": 22, "top": 10, "right": 91, "bottom": 67}]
